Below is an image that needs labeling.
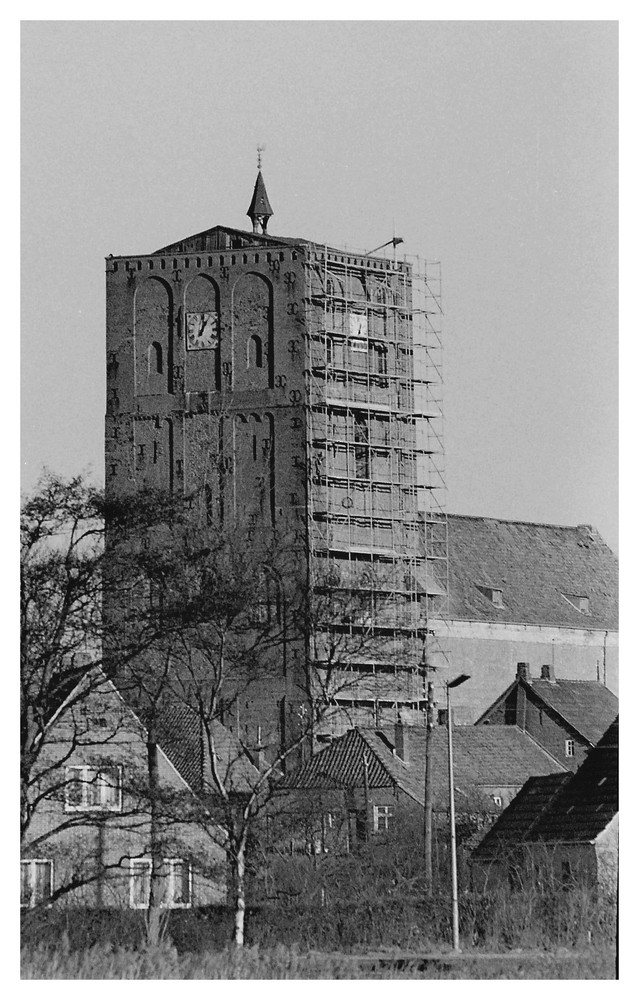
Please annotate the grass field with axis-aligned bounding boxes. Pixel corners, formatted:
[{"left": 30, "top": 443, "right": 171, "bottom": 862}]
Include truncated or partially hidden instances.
[{"left": 21, "top": 942, "right": 617, "bottom": 979}]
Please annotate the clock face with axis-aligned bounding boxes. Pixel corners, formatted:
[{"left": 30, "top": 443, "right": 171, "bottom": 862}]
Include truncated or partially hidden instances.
[{"left": 186, "top": 312, "right": 219, "bottom": 351}]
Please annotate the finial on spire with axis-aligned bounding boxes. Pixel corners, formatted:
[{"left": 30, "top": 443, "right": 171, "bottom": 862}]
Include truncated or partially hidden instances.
[{"left": 247, "top": 155, "right": 274, "bottom": 235}]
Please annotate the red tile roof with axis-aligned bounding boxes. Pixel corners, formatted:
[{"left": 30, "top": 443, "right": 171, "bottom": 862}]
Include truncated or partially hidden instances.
[{"left": 281, "top": 724, "right": 565, "bottom": 808}]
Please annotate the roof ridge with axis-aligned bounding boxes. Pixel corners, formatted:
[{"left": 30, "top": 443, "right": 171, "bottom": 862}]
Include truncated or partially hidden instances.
[{"left": 445, "top": 513, "right": 597, "bottom": 533}]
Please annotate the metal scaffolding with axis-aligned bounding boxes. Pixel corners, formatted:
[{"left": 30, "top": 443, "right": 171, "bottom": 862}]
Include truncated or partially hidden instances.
[{"left": 303, "top": 244, "right": 450, "bottom": 736}]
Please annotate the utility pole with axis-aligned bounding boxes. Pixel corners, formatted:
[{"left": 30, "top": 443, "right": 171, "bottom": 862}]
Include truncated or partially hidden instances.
[
  {"left": 423, "top": 680, "right": 436, "bottom": 894},
  {"left": 446, "top": 673, "right": 471, "bottom": 952}
]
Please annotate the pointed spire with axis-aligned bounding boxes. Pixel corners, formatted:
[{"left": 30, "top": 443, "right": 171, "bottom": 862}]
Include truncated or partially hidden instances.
[{"left": 247, "top": 170, "right": 273, "bottom": 235}]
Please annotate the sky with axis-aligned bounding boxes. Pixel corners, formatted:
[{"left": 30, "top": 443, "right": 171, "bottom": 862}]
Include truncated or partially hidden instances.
[{"left": 20, "top": 20, "right": 618, "bottom": 549}]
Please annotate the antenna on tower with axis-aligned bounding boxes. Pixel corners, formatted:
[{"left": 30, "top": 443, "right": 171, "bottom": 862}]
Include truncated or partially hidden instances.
[{"left": 257, "top": 144, "right": 266, "bottom": 170}]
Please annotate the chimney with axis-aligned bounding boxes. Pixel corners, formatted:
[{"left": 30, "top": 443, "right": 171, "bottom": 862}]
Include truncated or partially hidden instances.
[
  {"left": 394, "top": 712, "right": 408, "bottom": 763},
  {"left": 516, "top": 662, "right": 530, "bottom": 683},
  {"left": 540, "top": 664, "right": 556, "bottom": 683}
]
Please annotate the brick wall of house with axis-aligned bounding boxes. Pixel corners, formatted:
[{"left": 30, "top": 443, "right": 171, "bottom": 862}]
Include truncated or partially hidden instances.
[
  {"left": 521, "top": 699, "right": 589, "bottom": 771},
  {"left": 22, "top": 679, "right": 226, "bottom": 909}
]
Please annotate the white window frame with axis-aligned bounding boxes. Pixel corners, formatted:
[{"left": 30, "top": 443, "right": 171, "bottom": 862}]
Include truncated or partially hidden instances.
[
  {"left": 129, "top": 858, "right": 152, "bottom": 909},
  {"left": 129, "top": 858, "right": 192, "bottom": 909},
  {"left": 373, "top": 804, "right": 394, "bottom": 833},
  {"left": 565, "top": 739, "right": 575, "bottom": 758},
  {"left": 165, "top": 859, "right": 192, "bottom": 909},
  {"left": 21, "top": 859, "right": 53, "bottom": 908},
  {"left": 65, "top": 765, "right": 123, "bottom": 813},
  {"left": 349, "top": 337, "right": 368, "bottom": 353}
]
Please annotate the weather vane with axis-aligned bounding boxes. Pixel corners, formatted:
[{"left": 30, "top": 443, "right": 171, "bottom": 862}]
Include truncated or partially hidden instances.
[{"left": 257, "top": 144, "right": 266, "bottom": 170}]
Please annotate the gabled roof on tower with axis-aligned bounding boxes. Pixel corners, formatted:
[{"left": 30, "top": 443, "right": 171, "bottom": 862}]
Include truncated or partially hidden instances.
[{"left": 154, "top": 224, "right": 301, "bottom": 256}]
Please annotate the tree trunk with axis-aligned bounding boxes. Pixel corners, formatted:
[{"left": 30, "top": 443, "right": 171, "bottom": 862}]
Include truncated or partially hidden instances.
[
  {"left": 146, "top": 721, "right": 163, "bottom": 947},
  {"left": 233, "top": 839, "right": 246, "bottom": 947}
]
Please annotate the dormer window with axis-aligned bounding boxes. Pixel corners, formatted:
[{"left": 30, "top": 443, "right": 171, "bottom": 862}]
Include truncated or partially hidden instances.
[
  {"left": 562, "top": 593, "right": 590, "bottom": 615},
  {"left": 476, "top": 584, "right": 504, "bottom": 608}
]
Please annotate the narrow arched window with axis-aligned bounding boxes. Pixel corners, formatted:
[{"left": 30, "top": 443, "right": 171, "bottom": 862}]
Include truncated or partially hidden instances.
[
  {"left": 247, "top": 334, "right": 263, "bottom": 369},
  {"left": 149, "top": 342, "right": 163, "bottom": 375},
  {"left": 204, "top": 484, "right": 213, "bottom": 526}
]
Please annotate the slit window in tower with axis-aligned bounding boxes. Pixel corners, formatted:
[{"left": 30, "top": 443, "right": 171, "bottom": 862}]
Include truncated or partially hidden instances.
[
  {"left": 375, "top": 344, "right": 388, "bottom": 375},
  {"left": 354, "top": 414, "right": 369, "bottom": 480},
  {"left": 149, "top": 342, "right": 163, "bottom": 375},
  {"left": 205, "top": 484, "right": 213, "bottom": 526},
  {"left": 326, "top": 336, "right": 333, "bottom": 366},
  {"left": 247, "top": 334, "right": 263, "bottom": 369}
]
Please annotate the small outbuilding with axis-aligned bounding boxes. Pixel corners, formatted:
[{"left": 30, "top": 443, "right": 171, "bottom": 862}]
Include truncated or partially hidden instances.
[{"left": 471, "top": 717, "right": 618, "bottom": 896}]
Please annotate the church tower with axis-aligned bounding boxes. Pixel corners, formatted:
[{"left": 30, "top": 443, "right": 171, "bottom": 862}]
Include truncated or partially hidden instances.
[{"left": 104, "top": 169, "right": 448, "bottom": 753}]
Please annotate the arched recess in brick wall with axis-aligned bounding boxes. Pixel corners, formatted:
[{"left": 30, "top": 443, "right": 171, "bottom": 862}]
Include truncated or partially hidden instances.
[
  {"left": 232, "top": 411, "right": 275, "bottom": 526},
  {"left": 184, "top": 274, "right": 221, "bottom": 391},
  {"left": 163, "top": 417, "right": 175, "bottom": 493},
  {"left": 134, "top": 278, "right": 173, "bottom": 396},
  {"left": 232, "top": 272, "right": 273, "bottom": 390}
]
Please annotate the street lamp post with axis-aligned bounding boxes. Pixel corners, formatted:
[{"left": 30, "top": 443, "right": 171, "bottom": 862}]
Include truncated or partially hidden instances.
[{"left": 446, "top": 673, "right": 470, "bottom": 952}]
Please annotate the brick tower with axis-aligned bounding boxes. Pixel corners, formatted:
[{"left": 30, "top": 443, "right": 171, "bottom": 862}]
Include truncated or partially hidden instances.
[{"left": 105, "top": 171, "right": 449, "bottom": 752}]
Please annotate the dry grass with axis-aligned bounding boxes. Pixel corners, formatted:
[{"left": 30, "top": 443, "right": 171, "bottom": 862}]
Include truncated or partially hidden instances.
[{"left": 21, "top": 942, "right": 616, "bottom": 979}]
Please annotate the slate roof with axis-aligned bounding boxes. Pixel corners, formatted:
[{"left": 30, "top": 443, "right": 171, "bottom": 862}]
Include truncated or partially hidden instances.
[
  {"left": 477, "top": 676, "right": 619, "bottom": 746},
  {"left": 472, "top": 718, "right": 618, "bottom": 857},
  {"left": 247, "top": 170, "right": 273, "bottom": 220},
  {"left": 281, "top": 724, "right": 565, "bottom": 808},
  {"left": 472, "top": 774, "right": 572, "bottom": 861},
  {"left": 441, "top": 515, "right": 618, "bottom": 629},
  {"left": 526, "top": 679, "right": 618, "bottom": 745},
  {"left": 529, "top": 718, "right": 618, "bottom": 843}
]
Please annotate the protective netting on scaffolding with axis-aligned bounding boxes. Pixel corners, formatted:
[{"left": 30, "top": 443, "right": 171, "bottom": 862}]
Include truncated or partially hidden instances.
[{"left": 303, "top": 245, "right": 450, "bottom": 733}]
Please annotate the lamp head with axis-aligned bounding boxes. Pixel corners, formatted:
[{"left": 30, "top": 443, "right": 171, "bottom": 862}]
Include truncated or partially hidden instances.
[{"left": 447, "top": 673, "right": 471, "bottom": 689}]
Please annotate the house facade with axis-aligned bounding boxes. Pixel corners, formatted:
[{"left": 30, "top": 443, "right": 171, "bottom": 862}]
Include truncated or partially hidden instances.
[
  {"left": 21, "top": 672, "right": 227, "bottom": 910},
  {"left": 476, "top": 662, "right": 619, "bottom": 771},
  {"left": 275, "top": 719, "right": 566, "bottom": 851}
]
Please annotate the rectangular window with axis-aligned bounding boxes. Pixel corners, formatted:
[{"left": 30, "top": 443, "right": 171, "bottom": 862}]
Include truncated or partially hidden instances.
[
  {"left": 20, "top": 860, "right": 53, "bottom": 908},
  {"left": 349, "top": 338, "right": 368, "bottom": 353},
  {"left": 565, "top": 739, "right": 575, "bottom": 758},
  {"left": 129, "top": 859, "right": 192, "bottom": 909},
  {"left": 129, "top": 859, "right": 151, "bottom": 909},
  {"left": 375, "top": 344, "right": 388, "bottom": 375},
  {"left": 562, "top": 593, "right": 590, "bottom": 615},
  {"left": 166, "top": 860, "right": 192, "bottom": 908},
  {"left": 373, "top": 804, "right": 394, "bottom": 833},
  {"left": 65, "top": 765, "right": 122, "bottom": 812}
]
